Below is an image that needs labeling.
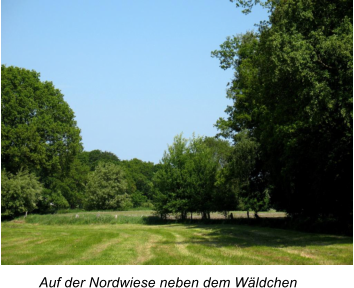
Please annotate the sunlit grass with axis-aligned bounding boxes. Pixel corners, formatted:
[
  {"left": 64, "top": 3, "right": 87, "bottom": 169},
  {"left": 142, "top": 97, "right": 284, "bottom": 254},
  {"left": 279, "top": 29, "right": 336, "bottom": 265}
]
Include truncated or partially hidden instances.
[{"left": 2, "top": 219, "right": 352, "bottom": 265}]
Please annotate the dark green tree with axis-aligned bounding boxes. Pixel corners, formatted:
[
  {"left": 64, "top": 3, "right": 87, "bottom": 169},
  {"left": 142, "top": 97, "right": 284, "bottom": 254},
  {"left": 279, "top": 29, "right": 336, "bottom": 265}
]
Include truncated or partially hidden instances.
[
  {"left": 1, "top": 65, "right": 82, "bottom": 180},
  {"left": 153, "top": 134, "right": 190, "bottom": 219},
  {"left": 230, "top": 131, "right": 269, "bottom": 217},
  {"left": 202, "top": 137, "right": 238, "bottom": 217},
  {"left": 121, "top": 158, "right": 155, "bottom": 203},
  {"left": 78, "top": 150, "right": 120, "bottom": 171},
  {"left": 213, "top": 0, "right": 353, "bottom": 221}
]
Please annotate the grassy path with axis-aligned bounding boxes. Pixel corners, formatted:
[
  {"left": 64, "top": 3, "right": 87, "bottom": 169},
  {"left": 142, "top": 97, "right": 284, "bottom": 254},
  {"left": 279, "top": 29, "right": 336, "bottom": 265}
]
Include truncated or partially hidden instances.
[{"left": 2, "top": 222, "right": 352, "bottom": 265}]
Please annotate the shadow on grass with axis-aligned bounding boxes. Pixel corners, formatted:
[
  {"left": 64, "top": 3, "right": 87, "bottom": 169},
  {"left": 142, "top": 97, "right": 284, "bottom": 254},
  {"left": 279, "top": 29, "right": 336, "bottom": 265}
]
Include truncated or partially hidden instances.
[
  {"left": 144, "top": 216, "right": 353, "bottom": 236},
  {"left": 154, "top": 222, "right": 353, "bottom": 249},
  {"left": 160, "top": 227, "right": 353, "bottom": 248}
]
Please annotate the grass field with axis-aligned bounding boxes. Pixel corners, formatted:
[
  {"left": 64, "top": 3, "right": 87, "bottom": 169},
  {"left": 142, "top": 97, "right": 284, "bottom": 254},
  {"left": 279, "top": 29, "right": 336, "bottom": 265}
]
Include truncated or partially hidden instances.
[{"left": 1, "top": 211, "right": 352, "bottom": 265}]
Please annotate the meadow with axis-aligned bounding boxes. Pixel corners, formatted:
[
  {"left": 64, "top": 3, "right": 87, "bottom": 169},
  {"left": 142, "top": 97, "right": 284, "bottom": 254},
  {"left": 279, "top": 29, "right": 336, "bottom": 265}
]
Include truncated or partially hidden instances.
[
  {"left": 1, "top": 211, "right": 352, "bottom": 265},
  {"left": 22, "top": 210, "right": 286, "bottom": 225}
]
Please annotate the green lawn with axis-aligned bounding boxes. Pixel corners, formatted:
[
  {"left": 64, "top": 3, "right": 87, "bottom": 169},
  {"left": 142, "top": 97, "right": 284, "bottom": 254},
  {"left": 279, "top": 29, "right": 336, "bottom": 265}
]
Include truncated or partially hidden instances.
[{"left": 2, "top": 216, "right": 352, "bottom": 264}]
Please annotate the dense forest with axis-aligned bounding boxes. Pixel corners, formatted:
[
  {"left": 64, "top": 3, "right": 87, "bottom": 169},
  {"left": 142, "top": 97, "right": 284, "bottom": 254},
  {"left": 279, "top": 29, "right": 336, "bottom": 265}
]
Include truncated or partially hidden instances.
[{"left": 1, "top": 0, "right": 352, "bottom": 231}]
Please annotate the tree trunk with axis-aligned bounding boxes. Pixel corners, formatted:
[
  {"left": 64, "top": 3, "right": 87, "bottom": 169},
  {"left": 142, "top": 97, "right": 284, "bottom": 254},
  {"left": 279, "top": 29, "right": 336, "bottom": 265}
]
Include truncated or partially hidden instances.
[{"left": 247, "top": 211, "right": 249, "bottom": 219}]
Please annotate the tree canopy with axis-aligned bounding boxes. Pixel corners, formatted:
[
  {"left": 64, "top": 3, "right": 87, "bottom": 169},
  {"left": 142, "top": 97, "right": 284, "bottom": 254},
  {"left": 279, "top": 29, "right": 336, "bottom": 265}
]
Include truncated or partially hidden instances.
[
  {"left": 1, "top": 65, "right": 82, "bottom": 179},
  {"left": 78, "top": 150, "right": 120, "bottom": 171},
  {"left": 153, "top": 134, "right": 237, "bottom": 219},
  {"left": 213, "top": 0, "right": 353, "bottom": 220},
  {"left": 1, "top": 170, "right": 43, "bottom": 218},
  {"left": 84, "top": 162, "right": 131, "bottom": 210}
]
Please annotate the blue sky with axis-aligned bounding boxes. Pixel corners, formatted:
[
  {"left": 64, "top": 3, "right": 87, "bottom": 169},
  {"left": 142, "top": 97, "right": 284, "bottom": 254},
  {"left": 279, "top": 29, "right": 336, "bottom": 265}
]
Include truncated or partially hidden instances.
[{"left": 2, "top": 0, "right": 268, "bottom": 163}]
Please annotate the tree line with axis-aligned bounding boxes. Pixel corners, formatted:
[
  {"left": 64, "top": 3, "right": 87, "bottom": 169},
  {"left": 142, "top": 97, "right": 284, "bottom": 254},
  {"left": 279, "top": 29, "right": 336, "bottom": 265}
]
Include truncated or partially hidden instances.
[
  {"left": 0, "top": 65, "right": 267, "bottom": 219},
  {"left": 1, "top": 65, "right": 158, "bottom": 217},
  {"left": 2, "top": 0, "right": 352, "bottom": 229}
]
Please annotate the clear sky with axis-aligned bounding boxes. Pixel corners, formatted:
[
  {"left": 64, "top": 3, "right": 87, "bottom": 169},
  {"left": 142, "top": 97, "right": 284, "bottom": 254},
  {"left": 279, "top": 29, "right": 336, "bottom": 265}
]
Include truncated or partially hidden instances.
[{"left": 1, "top": 0, "right": 268, "bottom": 163}]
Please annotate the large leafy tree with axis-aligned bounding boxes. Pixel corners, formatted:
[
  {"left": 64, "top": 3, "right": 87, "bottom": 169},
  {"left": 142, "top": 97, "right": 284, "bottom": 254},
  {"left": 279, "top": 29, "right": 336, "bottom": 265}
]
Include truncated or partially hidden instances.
[
  {"left": 1, "top": 65, "right": 82, "bottom": 180},
  {"left": 32, "top": 156, "right": 90, "bottom": 212},
  {"left": 213, "top": 0, "right": 352, "bottom": 220}
]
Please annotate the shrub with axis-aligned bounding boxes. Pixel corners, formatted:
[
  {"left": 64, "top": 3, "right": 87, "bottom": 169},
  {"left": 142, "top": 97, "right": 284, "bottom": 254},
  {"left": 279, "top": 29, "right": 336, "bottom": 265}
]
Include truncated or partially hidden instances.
[
  {"left": 1, "top": 169, "right": 42, "bottom": 218},
  {"left": 131, "top": 190, "right": 148, "bottom": 207},
  {"left": 36, "top": 188, "right": 70, "bottom": 214},
  {"left": 84, "top": 163, "right": 131, "bottom": 210}
]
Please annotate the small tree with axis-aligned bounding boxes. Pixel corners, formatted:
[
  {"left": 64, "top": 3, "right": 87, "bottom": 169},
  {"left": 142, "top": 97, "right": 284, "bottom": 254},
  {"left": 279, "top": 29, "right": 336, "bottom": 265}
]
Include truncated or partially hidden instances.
[
  {"left": 153, "top": 134, "right": 235, "bottom": 219},
  {"left": 84, "top": 163, "right": 131, "bottom": 210},
  {"left": 1, "top": 169, "right": 43, "bottom": 218},
  {"left": 153, "top": 134, "right": 189, "bottom": 219}
]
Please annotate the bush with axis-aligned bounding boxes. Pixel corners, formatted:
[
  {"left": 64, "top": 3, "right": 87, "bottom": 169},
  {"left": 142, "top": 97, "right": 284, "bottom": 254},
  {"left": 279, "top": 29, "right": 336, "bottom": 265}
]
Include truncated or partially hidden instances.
[
  {"left": 131, "top": 190, "right": 148, "bottom": 207},
  {"left": 36, "top": 188, "right": 70, "bottom": 214},
  {"left": 84, "top": 163, "right": 132, "bottom": 210},
  {"left": 1, "top": 170, "right": 42, "bottom": 218}
]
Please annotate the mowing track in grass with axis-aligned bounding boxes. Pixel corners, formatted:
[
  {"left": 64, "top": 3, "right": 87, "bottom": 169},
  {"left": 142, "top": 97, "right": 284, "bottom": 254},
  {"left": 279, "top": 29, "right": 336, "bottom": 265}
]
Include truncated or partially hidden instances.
[{"left": 1, "top": 221, "right": 352, "bottom": 265}]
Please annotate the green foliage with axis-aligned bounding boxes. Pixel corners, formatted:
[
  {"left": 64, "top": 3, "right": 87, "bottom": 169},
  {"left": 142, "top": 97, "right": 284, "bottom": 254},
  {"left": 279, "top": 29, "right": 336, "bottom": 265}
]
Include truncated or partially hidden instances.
[
  {"left": 213, "top": 0, "right": 353, "bottom": 220},
  {"left": 1, "top": 65, "right": 158, "bottom": 213},
  {"left": 229, "top": 0, "right": 275, "bottom": 14},
  {"left": 121, "top": 158, "right": 155, "bottom": 200},
  {"left": 1, "top": 65, "right": 85, "bottom": 212},
  {"left": 78, "top": 150, "right": 157, "bottom": 206},
  {"left": 78, "top": 150, "right": 120, "bottom": 171},
  {"left": 219, "top": 131, "right": 269, "bottom": 214},
  {"left": 203, "top": 136, "right": 232, "bottom": 168},
  {"left": 1, "top": 170, "right": 43, "bottom": 217},
  {"left": 37, "top": 157, "right": 90, "bottom": 212},
  {"left": 1, "top": 65, "right": 83, "bottom": 179},
  {"left": 60, "top": 157, "right": 90, "bottom": 208},
  {"left": 153, "top": 134, "right": 237, "bottom": 219},
  {"left": 131, "top": 190, "right": 148, "bottom": 208},
  {"left": 84, "top": 163, "right": 132, "bottom": 210},
  {"left": 37, "top": 187, "right": 70, "bottom": 214}
]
